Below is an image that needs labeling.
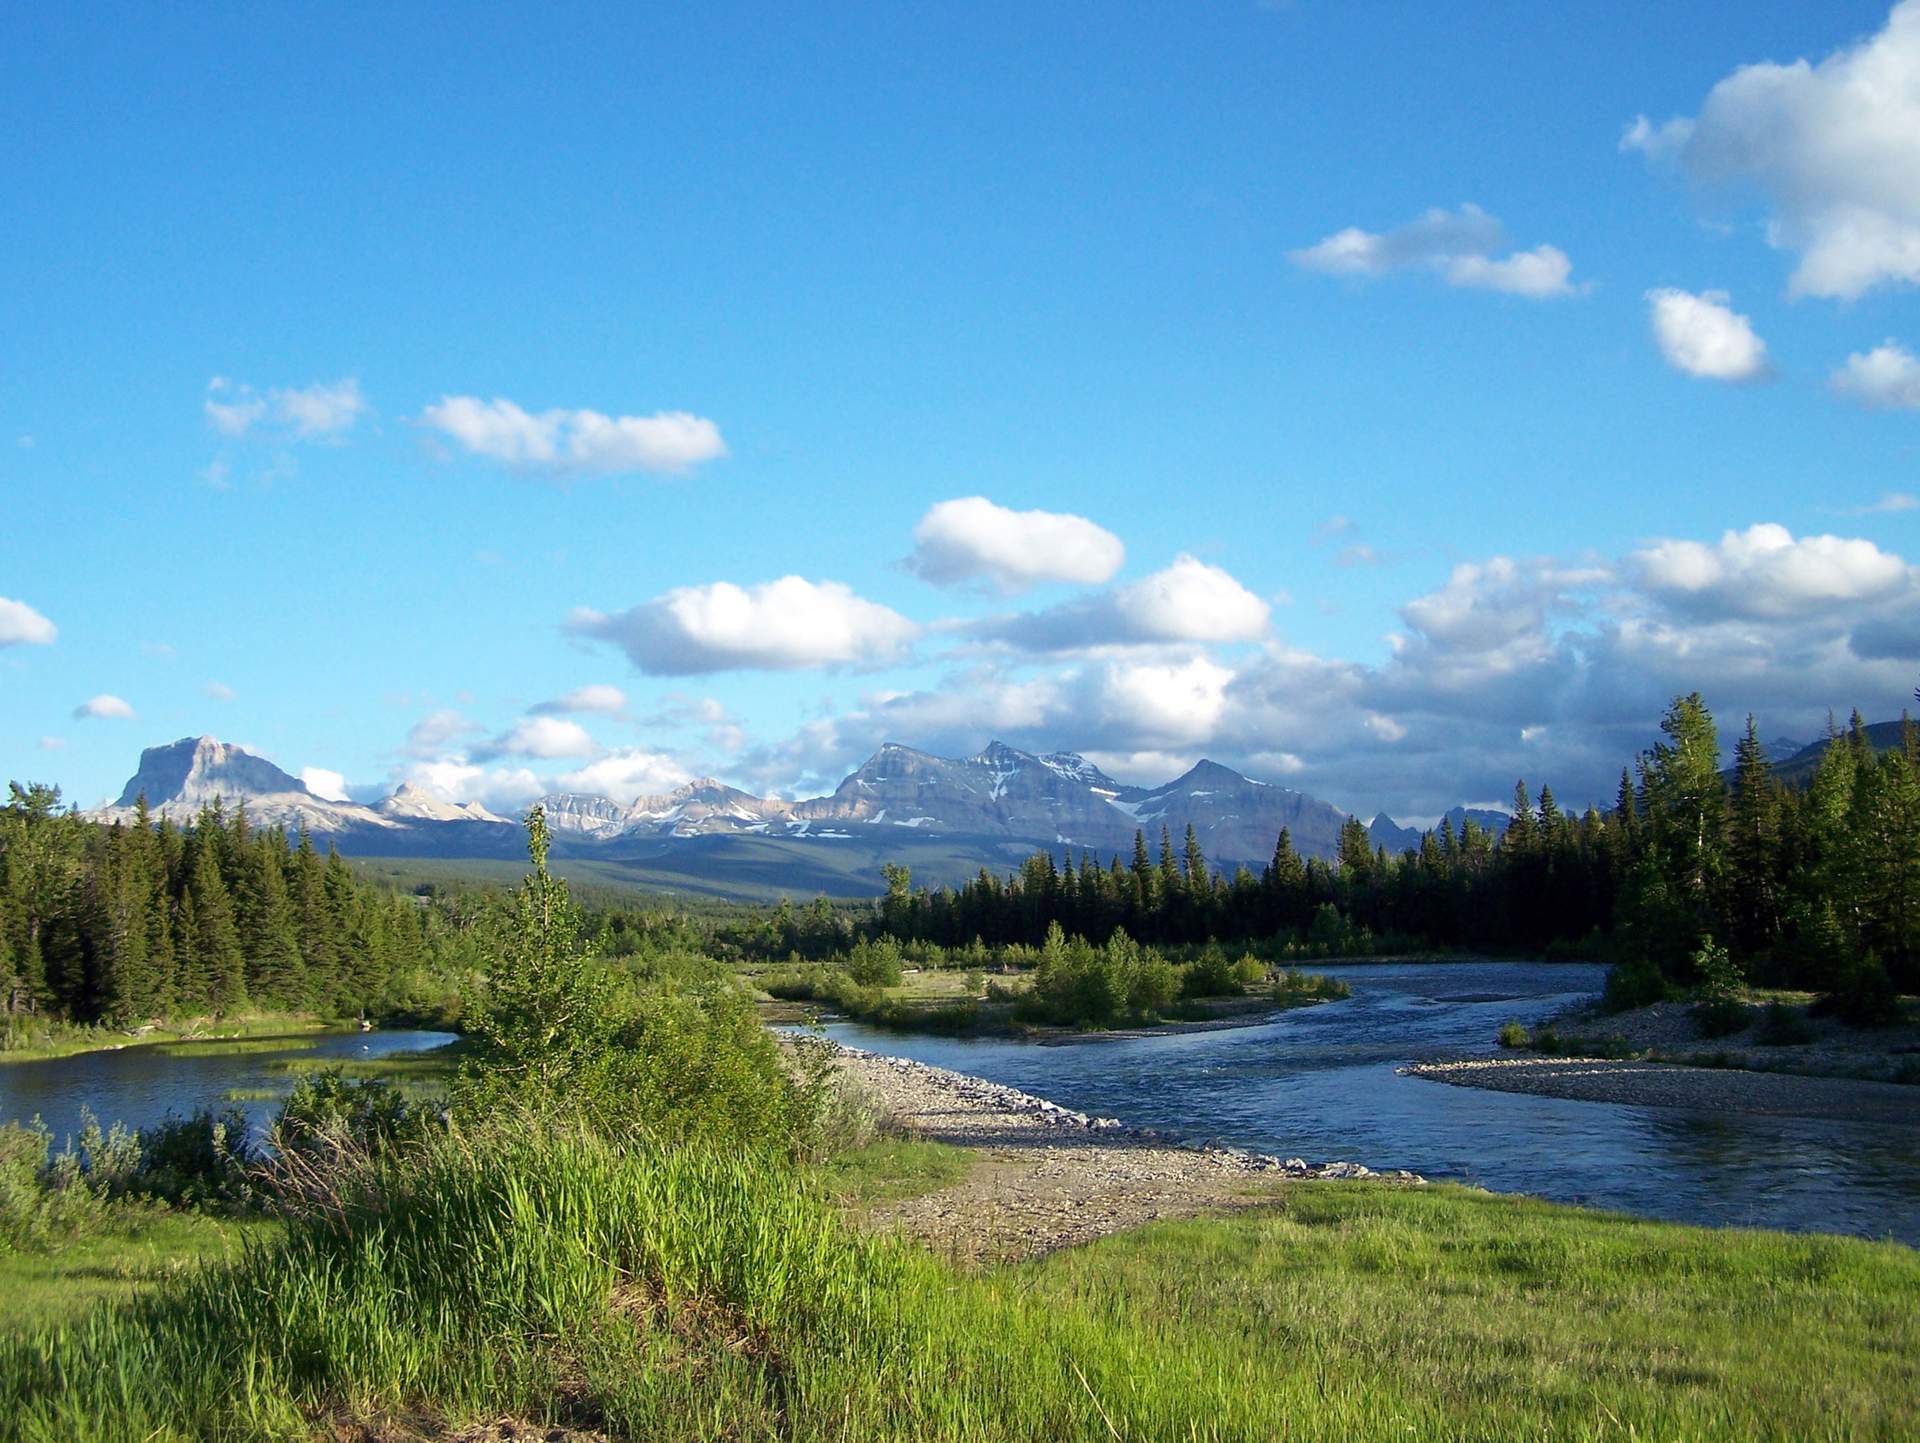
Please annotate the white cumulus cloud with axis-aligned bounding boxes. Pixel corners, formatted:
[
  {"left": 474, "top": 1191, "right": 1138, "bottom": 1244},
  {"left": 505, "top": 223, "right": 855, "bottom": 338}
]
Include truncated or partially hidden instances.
[
  {"left": 74, "top": 694, "right": 135, "bottom": 720},
  {"left": 906, "top": 497, "right": 1125, "bottom": 593},
  {"left": 479, "top": 716, "right": 598, "bottom": 760},
  {"left": 398, "top": 760, "right": 544, "bottom": 813},
  {"left": 571, "top": 577, "right": 917, "bottom": 674},
  {"left": 1627, "top": 1, "right": 1920, "bottom": 299},
  {"left": 0, "top": 596, "right": 56, "bottom": 646},
  {"left": 552, "top": 749, "right": 694, "bottom": 805},
  {"left": 1645, "top": 288, "right": 1772, "bottom": 382},
  {"left": 421, "top": 396, "right": 725, "bottom": 476},
  {"left": 1831, "top": 340, "right": 1920, "bottom": 409},
  {"left": 1291, "top": 204, "right": 1580, "bottom": 298},
  {"left": 978, "top": 555, "right": 1270, "bottom": 652},
  {"left": 300, "top": 767, "right": 350, "bottom": 801},
  {"left": 1632, "top": 523, "right": 1912, "bottom": 619}
]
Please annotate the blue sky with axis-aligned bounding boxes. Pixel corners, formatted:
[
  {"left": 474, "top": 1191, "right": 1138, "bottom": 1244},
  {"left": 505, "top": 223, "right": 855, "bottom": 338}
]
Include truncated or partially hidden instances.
[{"left": 5, "top": 0, "right": 1919, "bottom": 823}]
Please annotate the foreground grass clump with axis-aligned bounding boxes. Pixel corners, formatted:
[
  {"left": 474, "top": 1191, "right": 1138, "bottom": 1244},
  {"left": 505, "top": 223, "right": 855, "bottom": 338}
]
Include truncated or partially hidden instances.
[{"left": 4, "top": 1126, "right": 1915, "bottom": 1442}]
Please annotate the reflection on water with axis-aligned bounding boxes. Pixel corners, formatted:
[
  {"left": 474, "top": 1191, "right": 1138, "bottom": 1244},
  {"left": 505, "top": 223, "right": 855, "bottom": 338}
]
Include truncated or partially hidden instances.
[
  {"left": 822, "top": 961, "right": 1920, "bottom": 1244},
  {"left": 0, "top": 1030, "right": 457, "bottom": 1144}
]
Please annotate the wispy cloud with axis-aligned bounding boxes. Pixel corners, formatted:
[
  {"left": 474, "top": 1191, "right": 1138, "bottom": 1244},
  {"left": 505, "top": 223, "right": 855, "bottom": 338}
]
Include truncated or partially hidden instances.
[{"left": 420, "top": 395, "right": 725, "bottom": 477}]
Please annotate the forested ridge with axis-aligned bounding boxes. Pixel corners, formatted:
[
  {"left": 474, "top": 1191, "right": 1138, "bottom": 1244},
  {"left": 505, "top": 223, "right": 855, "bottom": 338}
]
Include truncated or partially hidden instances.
[
  {"left": 867, "top": 695, "right": 1920, "bottom": 1007},
  {"left": 0, "top": 786, "right": 479, "bottom": 1025}
]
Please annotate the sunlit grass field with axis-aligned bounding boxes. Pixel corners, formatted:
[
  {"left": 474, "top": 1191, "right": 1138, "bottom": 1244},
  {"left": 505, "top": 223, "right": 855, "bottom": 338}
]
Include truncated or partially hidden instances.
[{"left": 1, "top": 1126, "right": 1911, "bottom": 1442}]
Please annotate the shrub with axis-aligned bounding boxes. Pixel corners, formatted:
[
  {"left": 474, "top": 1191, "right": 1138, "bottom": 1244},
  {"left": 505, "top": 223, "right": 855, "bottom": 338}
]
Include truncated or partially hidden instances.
[
  {"left": 844, "top": 937, "right": 905, "bottom": 988},
  {"left": 1179, "top": 947, "right": 1240, "bottom": 1000},
  {"left": 1497, "top": 1021, "right": 1529, "bottom": 1049},
  {"left": 1815, "top": 953, "right": 1902, "bottom": 1028},
  {"left": 1602, "top": 956, "right": 1670, "bottom": 1013},
  {"left": 274, "top": 1070, "right": 432, "bottom": 1159},
  {"left": 135, "top": 1108, "right": 257, "bottom": 1209},
  {"left": 1755, "top": 1002, "right": 1814, "bottom": 1048}
]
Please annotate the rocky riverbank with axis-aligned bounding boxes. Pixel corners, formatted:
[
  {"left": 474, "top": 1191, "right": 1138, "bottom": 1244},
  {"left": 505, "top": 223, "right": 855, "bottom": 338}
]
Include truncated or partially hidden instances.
[
  {"left": 1406, "top": 1054, "right": 1920, "bottom": 1126},
  {"left": 820, "top": 1039, "right": 1422, "bottom": 1262}
]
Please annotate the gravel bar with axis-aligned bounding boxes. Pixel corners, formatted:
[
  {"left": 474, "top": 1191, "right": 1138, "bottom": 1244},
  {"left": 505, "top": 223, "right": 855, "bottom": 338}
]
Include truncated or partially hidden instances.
[
  {"left": 1405, "top": 1055, "right": 1920, "bottom": 1126},
  {"left": 817, "top": 1039, "right": 1422, "bottom": 1261}
]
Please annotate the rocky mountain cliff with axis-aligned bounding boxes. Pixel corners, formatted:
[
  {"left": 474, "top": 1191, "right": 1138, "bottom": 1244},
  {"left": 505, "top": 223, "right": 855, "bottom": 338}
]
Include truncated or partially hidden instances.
[{"left": 98, "top": 737, "right": 399, "bottom": 836}]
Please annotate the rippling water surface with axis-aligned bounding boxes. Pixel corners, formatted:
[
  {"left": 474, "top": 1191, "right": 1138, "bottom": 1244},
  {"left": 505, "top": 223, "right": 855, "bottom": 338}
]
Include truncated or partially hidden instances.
[
  {"left": 0, "top": 1029, "right": 457, "bottom": 1144},
  {"left": 822, "top": 961, "right": 1920, "bottom": 1244}
]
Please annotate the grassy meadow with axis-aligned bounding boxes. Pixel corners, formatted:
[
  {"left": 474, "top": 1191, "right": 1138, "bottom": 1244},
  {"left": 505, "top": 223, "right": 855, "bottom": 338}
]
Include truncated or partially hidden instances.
[{"left": 0, "top": 1124, "right": 1912, "bottom": 1442}]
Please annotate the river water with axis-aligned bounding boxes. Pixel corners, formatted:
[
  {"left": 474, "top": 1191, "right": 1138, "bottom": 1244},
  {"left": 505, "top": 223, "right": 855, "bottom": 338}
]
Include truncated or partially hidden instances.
[
  {"left": 821, "top": 961, "right": 1920, "bottom": 1245},
  {"left": 0, "top": 1029, "right": 457, "bottom": 1145},
  {"left": 6, "top": 965, "right": 1916, "bottom": 1243}
]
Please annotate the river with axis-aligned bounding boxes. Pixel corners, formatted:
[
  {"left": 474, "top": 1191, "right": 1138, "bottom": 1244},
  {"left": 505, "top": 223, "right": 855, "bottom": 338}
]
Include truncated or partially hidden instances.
[
  {"left": 0, "top": 1029, "right": 458, "bottom": 1145},
  {"left": 820, "top": 961, "right": 1920, "bottom": 1245},
  {"left": 6, "top": 963, "right": 1917, "bottom": 1243}
]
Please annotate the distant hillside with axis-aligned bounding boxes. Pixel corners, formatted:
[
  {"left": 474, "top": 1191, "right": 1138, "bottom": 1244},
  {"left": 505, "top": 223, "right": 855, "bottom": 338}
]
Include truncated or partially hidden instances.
[{"left": 1764, "top": 720, "right": 1915, "bottom": 788}]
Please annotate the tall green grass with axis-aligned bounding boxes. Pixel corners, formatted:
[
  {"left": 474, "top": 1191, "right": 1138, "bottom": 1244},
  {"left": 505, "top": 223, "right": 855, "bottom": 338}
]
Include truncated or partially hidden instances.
[{"left": 2, "top": 1121, "right": 1913, "bottom": 1442}]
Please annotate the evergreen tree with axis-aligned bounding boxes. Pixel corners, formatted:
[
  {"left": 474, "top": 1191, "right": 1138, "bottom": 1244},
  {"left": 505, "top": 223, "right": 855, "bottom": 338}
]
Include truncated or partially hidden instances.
[
  {"left": 186, "top": 843, "right": 247, "bottom": 1015},
  {"left": 1725, "top": 716, "right": 1783, "bottom": 955}
]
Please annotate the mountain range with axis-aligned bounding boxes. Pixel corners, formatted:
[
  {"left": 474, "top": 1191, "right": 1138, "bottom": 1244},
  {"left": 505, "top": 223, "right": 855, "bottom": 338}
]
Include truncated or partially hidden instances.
[{"left": 89, "top": 735, "right": 1508, "bottom": 897}]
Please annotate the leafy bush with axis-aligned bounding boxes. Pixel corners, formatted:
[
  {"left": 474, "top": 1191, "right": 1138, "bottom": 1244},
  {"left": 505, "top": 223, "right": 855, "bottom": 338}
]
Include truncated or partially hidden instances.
[
  {"left": 135, "top": 1108, "right": 257, "bottom": 1209},
  {"left": 1815, "top": 953, "right": 1902, "bottom": 1028},
  {"left": 1497, "top": 1021, "right": 1529, "bottom": 1049},
  {"left": 1602, "top": 956, "right": 1671, "bottom": 1013},
  {"left": 1755, "top": 1002, "right": 1814, "bottom": 1048},
  {"left": 844, "top": 936, "right": 905, "bottom": 988},
  {"left": 1019, "top": 925, "right": 1178, "bottom": 1028},
  {"left": 1179, "top": 947, "right": 1241, "bottom": 1000},
  {"left": 1691, "top": 939, "right": 1749, "bottom": 1039},
  {"left": 274, "top": 1070, "right": 433, "bottom": 1159}
]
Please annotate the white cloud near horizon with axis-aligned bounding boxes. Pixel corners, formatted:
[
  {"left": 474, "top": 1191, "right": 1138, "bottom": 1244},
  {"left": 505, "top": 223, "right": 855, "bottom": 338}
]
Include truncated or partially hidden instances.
[
  {"left": 906, "top": 497, "right": 1126, "bottom": 593},
  {"left": 420, "top": 395, "right": 725, "bottom": 477},
  {"left": 1624, "top": 1, "right": 1920, "bottom": 300},
  {"left": 1290, "top": 204, "right": 1581, "bottom": 298},
  {"left": 1645, "top": 288, "right": 1772, "bottom": 381},
  {"left": 570, "top": 577, "right": 918, "bottom": 674},
  {"left": 300, "top": 766, "right": 350, "bottom": 801},
  {"left": 1832, "top": 340, "right": 1920, "bottom": 408},
  {"left": 552, "top": 748, "right": 694, "bottom": 805},
  {"left": 1631, "top": 522, "right": 1913, "bottom": 620},
  {"left": 74, "top": 694, "right": 136, "bottom": 720},
  {"left": 975, "top": 555, "right": 1270, "bottom": 652},
  {"left": 722, "top": 520, "right": 1920, "bottom": 820},
  {"left": 0, "top": 596, "right": 57, "bottom": 646},
  {"left": 477, "top": 715, "right": 598, "bottom": 760},
  {"left": 397, "top": 759, "right": 544, "bottom": 813}
]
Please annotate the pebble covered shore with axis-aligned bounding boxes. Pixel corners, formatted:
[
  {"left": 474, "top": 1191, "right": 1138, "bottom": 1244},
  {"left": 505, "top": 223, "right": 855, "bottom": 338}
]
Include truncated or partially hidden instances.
[
  {"left": 819, "top": 1039, "right": 1423, "bottom": 1260},
  {"left": 1405, "top": 1054, "right": 1920, "bottom": 1125}
]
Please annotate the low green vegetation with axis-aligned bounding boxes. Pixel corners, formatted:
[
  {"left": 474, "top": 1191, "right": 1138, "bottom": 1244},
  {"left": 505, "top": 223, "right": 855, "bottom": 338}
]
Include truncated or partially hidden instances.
[
  {"left": 0, "top": 1212, "right": 267, "bottom": 1335},
  {"left": 761, "top": 924, "right": 1348, "bottom": 1035},
  {"left": 0, "top": 1014, "right": 338, "bottom": 1065},
  {"left": 813, "top": 1136, "right": 977, "bottom": 1208}
]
